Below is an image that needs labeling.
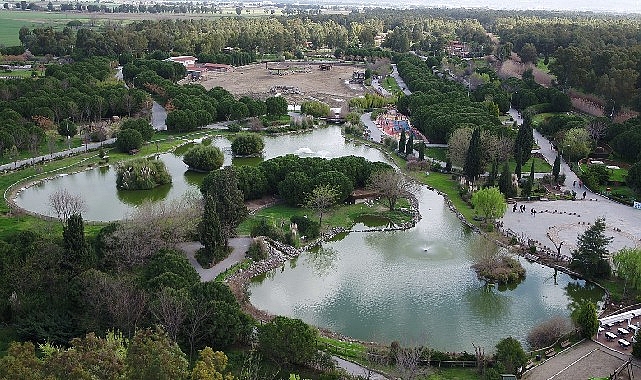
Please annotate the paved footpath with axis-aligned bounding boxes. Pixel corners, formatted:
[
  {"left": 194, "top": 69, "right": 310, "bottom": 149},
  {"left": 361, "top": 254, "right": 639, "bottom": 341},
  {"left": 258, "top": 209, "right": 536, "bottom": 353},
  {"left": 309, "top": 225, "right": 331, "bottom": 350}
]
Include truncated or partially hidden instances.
[{"left": 500, "top": 109, "right": 641, "bottom": 258}]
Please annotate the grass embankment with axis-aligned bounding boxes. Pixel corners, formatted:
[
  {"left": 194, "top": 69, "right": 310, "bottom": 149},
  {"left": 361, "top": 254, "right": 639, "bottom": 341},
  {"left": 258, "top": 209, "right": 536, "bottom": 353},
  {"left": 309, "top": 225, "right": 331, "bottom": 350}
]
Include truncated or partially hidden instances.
[{"left": 509, "top": 156, "right": 552, "bottom": 173}]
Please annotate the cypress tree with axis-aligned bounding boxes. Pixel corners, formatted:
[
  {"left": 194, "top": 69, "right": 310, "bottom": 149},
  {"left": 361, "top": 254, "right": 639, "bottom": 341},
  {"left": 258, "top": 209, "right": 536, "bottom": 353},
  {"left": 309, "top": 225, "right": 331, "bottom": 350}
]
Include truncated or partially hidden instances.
[
  {"left": 514, "top": 123, "right": 534, "bottom": 164},
  {"left": 522, "top": 160, "right": 535, "bottom": 197},
  {"left": 398, "top": 129, "right": 406, "bottom": 153},
  {"left": 464, "top": 128, "right": 482, "bottom": 183},
  {"left": 552, "top": 153, "right": 561, "bottom": 182},
  {"left": 199, "top": 194, "right": 225, "bottom": 263},
  {"left": 515, "top": 148, "right": 523, "bottom": 180},
  {"left": 405, "top": 133, "right": 414, "bottom": 156},
  {"left": 62, "top": 213, "right": 91, "bottom": 273},
  {"left": 418, "top": 142, "right": 425, "bottom": 161},
  {"left": 486, "top": 159, "right": 498, "bottom": 187},
  {"left": 498, "top": 162, "right": 517, "bottom": 198}
]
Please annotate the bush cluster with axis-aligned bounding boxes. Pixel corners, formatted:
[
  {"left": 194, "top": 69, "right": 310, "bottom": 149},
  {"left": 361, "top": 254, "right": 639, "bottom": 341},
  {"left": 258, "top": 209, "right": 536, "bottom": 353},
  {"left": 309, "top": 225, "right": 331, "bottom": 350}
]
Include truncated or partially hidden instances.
[
  {"left": 182, "top": 144, "right": 224, "bottom": 172},
  {"left": 116, "top": 158, "right": 172, "bottom": 190}
]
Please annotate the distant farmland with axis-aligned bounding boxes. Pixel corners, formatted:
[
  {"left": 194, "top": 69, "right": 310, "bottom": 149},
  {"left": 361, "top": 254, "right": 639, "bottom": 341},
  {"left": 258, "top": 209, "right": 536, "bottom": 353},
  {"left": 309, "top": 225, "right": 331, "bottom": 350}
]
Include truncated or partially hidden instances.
[{"left": 0, "top": 8, "right": 298, "bottom": 47}]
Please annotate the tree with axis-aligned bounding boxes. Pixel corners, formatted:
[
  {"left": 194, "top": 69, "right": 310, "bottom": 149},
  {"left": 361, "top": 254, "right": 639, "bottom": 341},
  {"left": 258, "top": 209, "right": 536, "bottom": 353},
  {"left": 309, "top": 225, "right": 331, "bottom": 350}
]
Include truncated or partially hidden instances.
[
  {"left": 518, "top": 43, "right": 538, "bottom": 64},
  {"left": 572, "top": 301, "right": 599, "bottom": 339},
  {"left": 552, "top": 153, "right": 561, "bottom": 182},
  {"left": 613, "top": 248, "right": 641, "bottom": 295},
  {"left": 522, "top": 160, "right": 535, "bottom": 197},
  {"left": 527, "top": 316, "right": 572, "bottom": 349},
  {"left": 486, "top": 160, "right": 498, "bottom": 187},
  {"left": 49, "top": 188, "right": 86, "bottom": 223},
  {"left": 62, "top": 213, "right": 91, "bottom": 273},
  {"left": 125, "top": 327, "right": 189, "bottom": 380},
  {"left": 418, "top": 142, "right": 425, "bottom": 161},
  {"left": 405, "top": 133, "right": 414, "bottom": 156},
  {"left": 116, "top": 128, "right": 143, "bottom": 153},
  {"left": 498, "top": 162, "right": 516, "bottom": 198},
  {"left": 265, "top": 96, "right": 287, "bottom": 117},
  {"left": 121, "top": 118, "right": 154, "bottom": 141},
  {"left": 514, "top": 123, "right": 533, "bottom": 166},
  {"left": 494, "top": 337, "right": 527, "bottom": 375},
  {"left": 304, "top": 185, "right": 339, "bottom": 228},
  {"left": 627, "top": 161, "right": 641, "bottom": 195},
  {"left": 471, "top": 187, "right": 506, "bottom": 222},
  {"left": 258, "top": 316, "right": 319, "bottom": 366},
  {"left": 231, "top": 133, "right": 265, "bottom": 156},
  {"left": 463, "top": 128, "right": 482, "bottom": 183},
  {"left": 0, "top": 342, "right": 45, "bottom": 379},
  {"left": 191, "top": 347, "right": 234, "bottom": 380},
  {"left": 398, "top": 129, "right": 406, "bottom": 154},
  {"left": 300, "top": 101, "right": 330, "bottom": 118},
  {"left": 633, "top": 330, "right": 641, "bottom": 359},
  {"left": 570, "top": 218, "right": 612, "bottom": 278},
  {"left": 368, "top": 170, "right": 415, "bottom": 211},
  {"left": 563, "top": 128, "right": 592, "bottom": 162},
  {"left": 57, "top": 119, "right": 77, "bottom": 138},
  {"left": 200, "top": 166, "right": 247, "bottom": 248},
  {"left": 183, "top": 145, "right": 224, "bottom": 172},
  {"left": 199, "top": 194, "right": 226, "bottom": 264}
]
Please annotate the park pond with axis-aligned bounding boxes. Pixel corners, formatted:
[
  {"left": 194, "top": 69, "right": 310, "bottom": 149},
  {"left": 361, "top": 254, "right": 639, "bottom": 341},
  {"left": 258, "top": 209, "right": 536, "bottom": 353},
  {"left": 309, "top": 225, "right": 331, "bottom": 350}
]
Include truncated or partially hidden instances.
[
  {"left": 13, "top": 126, "right": 603, "bottom": 351},
  {"left": 13, "top": 127, "right": 387, "bottom": 221}
]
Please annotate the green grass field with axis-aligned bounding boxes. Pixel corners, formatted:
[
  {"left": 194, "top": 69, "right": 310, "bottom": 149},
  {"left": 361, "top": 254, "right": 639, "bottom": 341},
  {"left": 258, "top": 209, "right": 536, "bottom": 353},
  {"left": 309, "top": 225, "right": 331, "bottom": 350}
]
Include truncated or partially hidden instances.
[
  {"left": 425, "top": 147, "right": 447, "bottom": 161},
  {"left": 381, "top": 76, "right": 401, "bottom": 93},
  {"left": 508, "top": 156, "right": 552, "bottom": 173}
]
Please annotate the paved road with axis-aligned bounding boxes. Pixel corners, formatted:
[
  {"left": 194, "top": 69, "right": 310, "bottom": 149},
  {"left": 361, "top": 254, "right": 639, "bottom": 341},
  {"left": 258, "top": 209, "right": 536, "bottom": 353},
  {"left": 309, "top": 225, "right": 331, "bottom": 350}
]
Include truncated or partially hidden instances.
[
  {"left": 177, "top": 238, "right": 253, "bottom": 282},
  {"left": 391, "top": 64, "right": 411, "bottom": 96},
  {"left": 151, "top": 101, "right": 168, "bottom": 131},
  {"left": 371, "top": 78, "right": 391, "bottom": 97}
]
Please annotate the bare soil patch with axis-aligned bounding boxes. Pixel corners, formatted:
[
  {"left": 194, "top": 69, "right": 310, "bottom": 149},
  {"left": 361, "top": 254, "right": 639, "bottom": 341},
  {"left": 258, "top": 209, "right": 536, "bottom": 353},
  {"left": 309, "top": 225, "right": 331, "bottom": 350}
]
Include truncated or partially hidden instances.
[{"left": 199, "top": 62, "right": 367, "bottom": 107}]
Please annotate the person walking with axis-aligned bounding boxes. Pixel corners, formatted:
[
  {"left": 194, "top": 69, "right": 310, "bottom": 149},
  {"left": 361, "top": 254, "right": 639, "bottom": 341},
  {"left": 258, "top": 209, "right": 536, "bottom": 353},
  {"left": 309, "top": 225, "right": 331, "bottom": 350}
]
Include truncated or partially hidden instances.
[{"left": 582, "top": 191, "right": 586, "bottom": 200}]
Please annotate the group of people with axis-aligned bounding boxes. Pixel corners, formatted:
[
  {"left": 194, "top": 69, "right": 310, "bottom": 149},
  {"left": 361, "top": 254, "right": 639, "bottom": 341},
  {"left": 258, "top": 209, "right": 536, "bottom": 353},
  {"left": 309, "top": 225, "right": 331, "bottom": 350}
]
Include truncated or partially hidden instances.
[{"left": 512, "top": 203, "right": 537, "bottom": 216}]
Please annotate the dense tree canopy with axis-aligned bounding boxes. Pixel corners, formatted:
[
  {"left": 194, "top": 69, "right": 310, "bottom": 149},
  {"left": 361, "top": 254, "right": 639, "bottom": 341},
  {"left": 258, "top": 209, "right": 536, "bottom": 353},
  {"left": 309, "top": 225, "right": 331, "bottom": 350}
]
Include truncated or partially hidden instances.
[{"left": 183, "top": 144, "right": 224, "bottom": 172}]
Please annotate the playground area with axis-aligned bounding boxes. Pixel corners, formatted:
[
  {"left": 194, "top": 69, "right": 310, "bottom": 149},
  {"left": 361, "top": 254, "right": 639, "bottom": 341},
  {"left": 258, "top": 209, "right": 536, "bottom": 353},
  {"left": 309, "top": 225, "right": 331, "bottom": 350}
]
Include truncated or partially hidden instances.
[
  {"left": 374, "top": 108, "right": 427, "bottom": 142},
  {"left": 199, "top": 62, "right": 366, "bottom": 107}
]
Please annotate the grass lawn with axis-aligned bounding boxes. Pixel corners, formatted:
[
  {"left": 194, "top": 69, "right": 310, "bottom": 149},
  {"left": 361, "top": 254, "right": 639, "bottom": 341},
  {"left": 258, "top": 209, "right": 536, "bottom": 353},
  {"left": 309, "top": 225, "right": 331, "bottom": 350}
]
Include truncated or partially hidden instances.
[
  {"left": 535, "top": 57, "right": 555, "bottom": 73},
  {"left": 425, "top": 147, "right": 447, "bottom": 161},
  {"left": 411, "top": 170, "right": 477, "bottom": 224},
  {"left": 530, "top": 112, "right": 557, "bottom": 129},
  {"left": 318, "top": 336, "right": 366, "bottom": 362},
  {"left": 508, "top": 156, "right": 552, "bottom": 173},
  {"left": 381, "top": 76, "right": 401, "bottom": 93}
]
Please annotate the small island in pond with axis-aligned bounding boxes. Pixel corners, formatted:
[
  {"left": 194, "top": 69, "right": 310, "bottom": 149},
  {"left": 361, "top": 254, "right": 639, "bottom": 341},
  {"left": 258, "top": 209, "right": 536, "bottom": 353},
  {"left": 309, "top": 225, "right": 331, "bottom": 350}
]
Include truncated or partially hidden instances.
[{"left": 116, "top": 158, "right": 172, "bottom": 190}]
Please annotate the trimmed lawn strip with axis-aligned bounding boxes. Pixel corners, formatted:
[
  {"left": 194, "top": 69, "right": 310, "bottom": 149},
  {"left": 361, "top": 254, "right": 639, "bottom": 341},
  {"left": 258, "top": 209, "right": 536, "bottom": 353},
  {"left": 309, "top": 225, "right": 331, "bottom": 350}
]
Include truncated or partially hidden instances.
[
  {"left": 425, "top": 147, "right": 447, "bottom": 161},
  {"left": 318, "top": 336, "right": 366, "bottom": 362},
  {"left": 508, "top": 156, "right": 552, "bottom": 173}
]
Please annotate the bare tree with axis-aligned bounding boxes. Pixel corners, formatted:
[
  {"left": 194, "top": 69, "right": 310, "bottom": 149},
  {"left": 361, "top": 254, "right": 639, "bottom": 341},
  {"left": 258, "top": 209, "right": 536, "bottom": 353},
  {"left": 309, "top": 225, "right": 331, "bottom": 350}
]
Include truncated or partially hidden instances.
[
  {"left": 446, "top": 128, "right": 472, "bottom": 167},
  {"left": 395, "top": 345, "right": 426, "bottom": 380},
  {"left": 527, "top": 316, "right": 572, "bottom": 349},
  {"left": 152, "top": 287, "right": 188, "bottom": 342},
  {"left": 104, "top": 192, "right": 202, "bottom": 268},
  {"left": 304, "top": 184, "right": 339, "bottom": 227},
  {"left": 586, "top": 119, "right": 608, "bottom": 145},
  {"left": 49, "top": 188, "right": 87, "bottom": 223},
  {"left": 368, "top": 170, "right": 417, "bottom": 211}
]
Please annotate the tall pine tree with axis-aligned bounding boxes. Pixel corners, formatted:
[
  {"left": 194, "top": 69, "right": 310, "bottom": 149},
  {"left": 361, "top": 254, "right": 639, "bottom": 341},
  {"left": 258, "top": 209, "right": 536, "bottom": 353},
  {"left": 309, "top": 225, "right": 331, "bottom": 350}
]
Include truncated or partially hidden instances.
[
  {"left": 464, "top": 128, "right": 482, "bottom": 183},
  {"left": 522, "top": 160, "right": 535, "bottom": 197},
  {"left": 418, "top": 142, "right": 425, "bottom": 161},
  {"left": 486, "top": 160, "right": 499, "bottom": 187},
  {"left": 515, "top": 146, "right": 523, "bottom": 179},
  {"left": 199, "top": 194, "right": 226, "bottom": 263}
]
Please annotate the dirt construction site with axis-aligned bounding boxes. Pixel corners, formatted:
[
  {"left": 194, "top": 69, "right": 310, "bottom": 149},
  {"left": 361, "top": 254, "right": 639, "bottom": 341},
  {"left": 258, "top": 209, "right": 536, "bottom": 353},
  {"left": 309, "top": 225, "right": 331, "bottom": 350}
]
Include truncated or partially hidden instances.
[{"left": 198, "top": 62, "right": 368, "bottom": 108}]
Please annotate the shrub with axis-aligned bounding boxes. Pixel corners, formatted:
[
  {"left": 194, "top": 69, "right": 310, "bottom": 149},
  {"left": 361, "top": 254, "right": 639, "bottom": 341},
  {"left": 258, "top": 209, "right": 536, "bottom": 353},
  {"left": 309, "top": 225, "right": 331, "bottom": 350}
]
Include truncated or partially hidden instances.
[
  {"left": 406, "top": 160, "right": 430, "bottom": 171},
  {"left": 116, "top": 128, "right": 143, "bottom": 153},
  {"left": 116, "top": 158, "right": 172, "bottom": 190},
  {"left": 227, "top": 123, "right": 242, "bottom": 132},
  {"left": 246, "top": 238, "right": 268, "bottom": 261},
  {"left": 581, "top": 164, "right": 609, "bottom": 189},
  {"left": 182, "top": 144, "right": 224, "bottom": 172},
  {"left": 527, "top": 316, "right": 572, "bottom": 349},
  {"left": 290, "top": 215, "right": 320, "bottom": 239},
  {"left": 231, "top": 133, "right": 265, "bottom": 156}
]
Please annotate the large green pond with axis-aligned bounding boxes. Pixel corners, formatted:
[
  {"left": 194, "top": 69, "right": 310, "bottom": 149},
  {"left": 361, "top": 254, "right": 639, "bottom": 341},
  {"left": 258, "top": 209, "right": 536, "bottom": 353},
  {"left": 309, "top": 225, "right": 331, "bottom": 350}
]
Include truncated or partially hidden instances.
[
  {"left": 14, "top": 127, "right": 387, "bottom": 221},
  {"left": 14, "top": 126, "right": 603, "bottom": 350},
  {"left": 249, "top": 187, "right": 603, "bottom": 351}
]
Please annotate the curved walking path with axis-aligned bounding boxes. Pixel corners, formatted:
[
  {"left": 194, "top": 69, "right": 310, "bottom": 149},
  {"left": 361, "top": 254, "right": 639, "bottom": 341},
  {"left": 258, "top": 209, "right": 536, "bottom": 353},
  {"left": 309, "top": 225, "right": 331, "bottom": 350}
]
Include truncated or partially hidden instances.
[{"left": 177, "top": 238, "right": 252, "bottom": 282}]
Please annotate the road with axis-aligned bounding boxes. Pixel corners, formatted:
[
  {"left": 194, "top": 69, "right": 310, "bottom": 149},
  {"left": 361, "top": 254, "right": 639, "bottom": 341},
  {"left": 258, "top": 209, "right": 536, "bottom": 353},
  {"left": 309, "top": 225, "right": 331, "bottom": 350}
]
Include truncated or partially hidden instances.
[
  {"left": 391, "top": 64, "right": 411, "bottom": 96},
  {"left": 177, "top": 238, "right": 253, "bottom": 282},
  {"left": 333, "top": 356, "right": 389, "bottom": 379}
]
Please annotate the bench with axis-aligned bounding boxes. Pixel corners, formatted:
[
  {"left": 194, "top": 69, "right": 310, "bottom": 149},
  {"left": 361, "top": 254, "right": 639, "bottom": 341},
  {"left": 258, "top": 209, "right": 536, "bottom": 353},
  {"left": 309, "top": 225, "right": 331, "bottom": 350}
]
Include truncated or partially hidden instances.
[
  {"left": 545, "top": 348, "right": 556, "bottom": 358},
  {"left": 560, "top": 340, "right": 571, "bottom": 349}
]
